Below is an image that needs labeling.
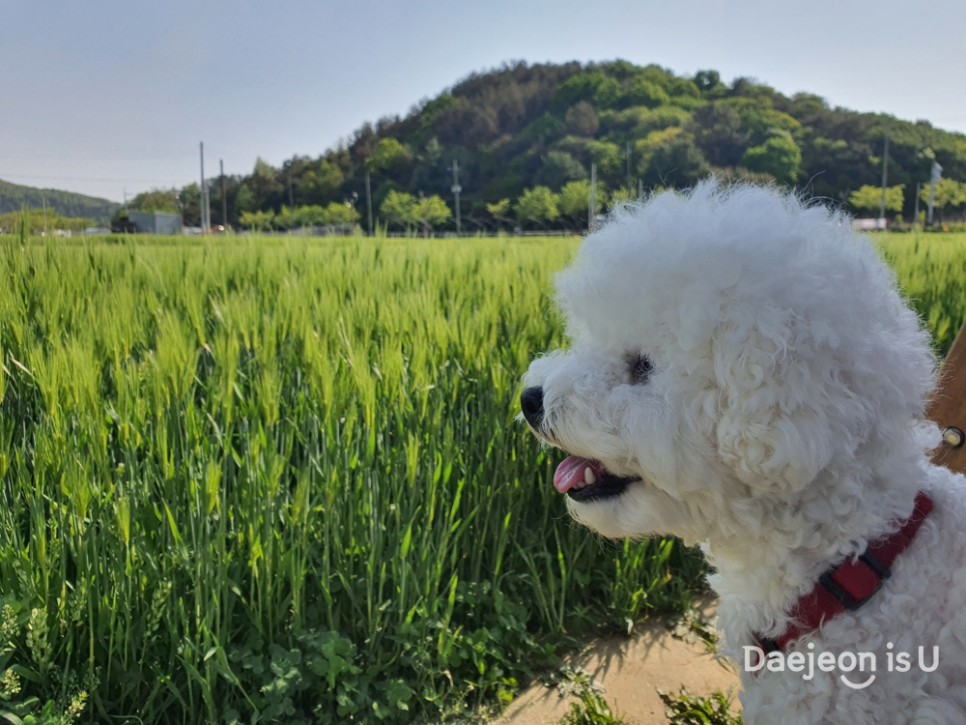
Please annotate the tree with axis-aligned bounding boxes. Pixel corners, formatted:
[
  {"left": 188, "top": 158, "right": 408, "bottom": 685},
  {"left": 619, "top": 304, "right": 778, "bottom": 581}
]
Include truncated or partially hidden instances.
[
  {"left": 694, "top": 69, "right": 726, "bottom": 97},
  {"left": 620, "top": 77, "right": 669, "bottom": 109},
  {"left": 295, "top": 205, "right": 327, "bottom": 227},
  {"left": 691, "top": 103, "right": 751, "bottom": 168},
  {"left": 323, "top": 201, "right": 361, "bottom": 227},
  {"left": 486, "top": 198, "right": 512, "bottom": 231},
  {"left": 740, "top": 133, "right": 802, "bottom": 185},
  {"left": 177, "top": 183, "right": 201, "bottom": 226},
  {"left": 798, "top": 135, "right": 874, "bottom": 201},
  {"left": 130, "top": 189, "right": 178, "bottom": 213},
  {"left": 297, "top": 160, "right": 343, "bottom": 203},
  {"left": 849, "top": 184, "right": 905, "bottom": 216},
  {"left": 411, "top": 195, "right": 452, "bottom": 236},
  {"left": 555, "top": 71, "right": 620, "bottom": 110},
  {"left": 249, "top": 158, "right": 283, "bottom": 210},
  {"left": 515, "top": 186, "right": 559, "bottom": 228},
  {"left": 919, "top": 178, "right": 966, "bottom": 222},
  {"left": 608, "top": 187, "right": 637, "bottom": 208},
  {"left": 636, "top": 128, "right": 710, "bottom": 188},
  {"left": 423, "top": 137, "right": 443, "bottom": 164},
  {"left": 557, "top": 180, "right": 604, "bottom": 230},
  {"left": 275, "top": 205, "right": 297, "bottom": 230},
  {"left": 564, "top": 101, "right": 600, "bottom": 137},
  {"left": 240, "top": 209, "right": 275, "bottom": 231},
  {"left": 379, "top": 190, "right": 416, "bottom": 231},
  {"left": 587, "top": 140, "right": 624, "bottom": 180},
  {"left": 276, "top": 203, "right": 360, "bottom": 229},
  {"left": 234, "top": 184, "right": 255, "bottom": 215},
  {"left": 368, "top": 138, "right": 412, "bottom": 174},
  {"left": 535, "top": 150, "right": 587, "bottom": 189}
]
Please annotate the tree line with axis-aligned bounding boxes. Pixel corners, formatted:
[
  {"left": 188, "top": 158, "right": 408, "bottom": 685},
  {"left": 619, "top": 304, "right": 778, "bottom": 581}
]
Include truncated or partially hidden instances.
[
  {"left": 0, "top": 179, "right": 118, "bottom": 223},
  {"left": 850, "top": 178, "right": 966, "bottom": 224},
  {"left": 54, "top": 61, "right": 966, "bottom": 231}
]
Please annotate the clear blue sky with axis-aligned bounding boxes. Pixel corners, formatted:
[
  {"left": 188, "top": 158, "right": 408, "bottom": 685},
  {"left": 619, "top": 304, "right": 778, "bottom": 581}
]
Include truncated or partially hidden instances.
[{"left": 3, "top": 0, "right": 964, "bottom": 202}]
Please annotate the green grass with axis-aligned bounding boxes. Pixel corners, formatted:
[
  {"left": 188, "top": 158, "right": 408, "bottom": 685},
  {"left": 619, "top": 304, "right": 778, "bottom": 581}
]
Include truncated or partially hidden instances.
[
  {"left": 0, "top": 231, "right": 963, "bottom": 723},
  {"left": 0, "top": 233, "right": 707, "bottom": 723},
  {"left": 875, "top": 232, "right": 966, "bottom": 355}
]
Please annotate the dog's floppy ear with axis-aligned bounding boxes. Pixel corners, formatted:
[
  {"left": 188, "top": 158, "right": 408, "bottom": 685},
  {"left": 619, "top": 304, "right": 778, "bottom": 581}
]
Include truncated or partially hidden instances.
[{"left": 713, "top": 310, "right": 836, "bottom": 496}]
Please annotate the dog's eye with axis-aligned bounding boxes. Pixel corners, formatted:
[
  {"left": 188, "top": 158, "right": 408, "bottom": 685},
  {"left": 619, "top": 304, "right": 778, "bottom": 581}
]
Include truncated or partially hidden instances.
[{"left": 628, "top": 353, "right": 653, "bottom": 384}]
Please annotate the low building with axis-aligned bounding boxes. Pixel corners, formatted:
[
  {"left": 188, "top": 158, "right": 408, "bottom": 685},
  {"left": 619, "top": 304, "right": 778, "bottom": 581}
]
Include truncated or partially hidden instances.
[{"left": 127, "top": 211, "right": 181, "bottom": 235}]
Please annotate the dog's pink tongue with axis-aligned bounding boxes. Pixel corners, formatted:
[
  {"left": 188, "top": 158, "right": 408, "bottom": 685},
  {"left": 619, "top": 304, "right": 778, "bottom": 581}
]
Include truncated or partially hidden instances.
[{"left": 553, "top": 456, "right": 603, "bottom": 494}]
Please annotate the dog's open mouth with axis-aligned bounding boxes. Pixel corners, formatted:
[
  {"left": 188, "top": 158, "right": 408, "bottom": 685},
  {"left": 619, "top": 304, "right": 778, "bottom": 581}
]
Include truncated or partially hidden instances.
[{"left": 553, "top": 456, "right": 636, "bottom": 502}]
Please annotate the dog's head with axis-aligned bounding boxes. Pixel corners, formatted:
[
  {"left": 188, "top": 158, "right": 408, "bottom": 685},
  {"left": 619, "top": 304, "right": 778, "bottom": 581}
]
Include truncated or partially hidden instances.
[{"left": 521, "top": 183, "right": 935, "bottom": 545}]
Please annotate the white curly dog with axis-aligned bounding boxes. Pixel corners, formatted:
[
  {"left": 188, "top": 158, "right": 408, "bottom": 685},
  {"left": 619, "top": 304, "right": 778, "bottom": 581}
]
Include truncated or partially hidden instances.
[{"left": 520, "top": 182, "right": 966, "bottom": 723}]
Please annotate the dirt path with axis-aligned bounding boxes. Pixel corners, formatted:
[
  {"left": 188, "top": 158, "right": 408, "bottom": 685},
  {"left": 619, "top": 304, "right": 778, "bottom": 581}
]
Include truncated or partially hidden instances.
[{"left": 498, "top": 601, "right": 741, "bottom": 724}]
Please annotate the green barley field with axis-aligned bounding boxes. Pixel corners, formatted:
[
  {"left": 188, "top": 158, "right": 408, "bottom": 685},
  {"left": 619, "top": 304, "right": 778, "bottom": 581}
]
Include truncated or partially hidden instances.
[{"left": 0, "top": 231, "right": 963, "bottom": 723}]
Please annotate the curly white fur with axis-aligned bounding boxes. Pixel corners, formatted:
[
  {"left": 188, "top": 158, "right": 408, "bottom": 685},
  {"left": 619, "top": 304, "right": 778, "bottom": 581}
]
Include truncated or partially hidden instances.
[{"left": 522, "top": 182, "right": 966, "bottom": 723}]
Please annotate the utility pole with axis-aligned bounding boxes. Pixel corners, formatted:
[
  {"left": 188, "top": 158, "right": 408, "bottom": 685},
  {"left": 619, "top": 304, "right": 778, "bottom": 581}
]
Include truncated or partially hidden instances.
[
  {"left": 588, "top": 162, "right": 597, "bottom": 233},
  {"left": 220, "top": 159, "right": 227, "bottom": 228},
  {"left": 288, "top": 171, "right": 295, "bottom": 210},
  {"left": 927, "top": 160, "right": 942, "bottom": 226},
  {"left": 365, "top": 170, "right": 373, "bottom": 236},
  {"left": 451, "top": 159, "right": 462, "bottom": 235},
  {"left": 913, "top": 182, "right": 921, "bottom": 228},
  {"left": 878, "top": 135, "right": 889, "bottom": 226},
  {"left": 199, "top": 142, "right": 208, "bottom": 233}
]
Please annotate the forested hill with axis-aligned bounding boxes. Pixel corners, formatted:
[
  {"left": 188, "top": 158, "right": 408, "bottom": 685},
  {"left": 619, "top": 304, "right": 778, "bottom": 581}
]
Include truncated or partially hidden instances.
[
  {"left": 348, "top": 61, "right": 964, "bottom": 211},
  {"left": 11, "top": 61, "right": 966, "bottom": 231},
  {"left": 0, "top": 179, "right": 118, "bottom": 223},
  {"left": 215, "top": 60, "right": 964, "bottom": 230}
]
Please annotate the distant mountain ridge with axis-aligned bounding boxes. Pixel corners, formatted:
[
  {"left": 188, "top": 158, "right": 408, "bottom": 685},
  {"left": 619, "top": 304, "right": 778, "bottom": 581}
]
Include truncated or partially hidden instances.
[
  {"left": 243, "top": 60, "right": 965, "bottom": 229},
  {"left": 0, "top": 178, "right": 118, "bottom": 223},
  {"left": 4, "top": 61, "right": 966, "bottom": 230}
]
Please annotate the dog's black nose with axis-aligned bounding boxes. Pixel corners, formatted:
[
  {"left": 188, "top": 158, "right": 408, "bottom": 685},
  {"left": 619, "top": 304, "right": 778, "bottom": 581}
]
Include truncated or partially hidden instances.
[{"left": 521, "top": 386, "right": 544, "bottom": 428}]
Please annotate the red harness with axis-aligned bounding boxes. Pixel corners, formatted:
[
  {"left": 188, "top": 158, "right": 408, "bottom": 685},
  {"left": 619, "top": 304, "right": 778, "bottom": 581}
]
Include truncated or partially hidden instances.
[{"left": 755, "top": 491, "right": 934, "bottom": 653}]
